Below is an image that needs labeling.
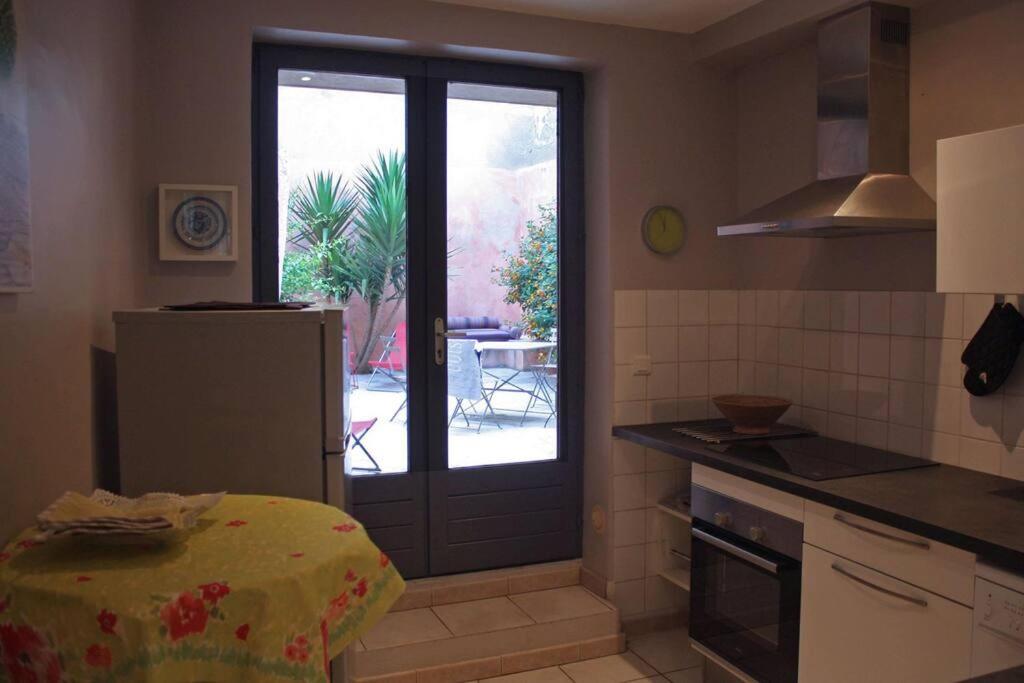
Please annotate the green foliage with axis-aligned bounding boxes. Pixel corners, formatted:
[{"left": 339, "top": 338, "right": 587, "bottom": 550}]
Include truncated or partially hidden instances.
[
  {"left": 286, "top": 171, "right": 359, "bottom": 301},
  {"left": 493, "top": 203, "right": 558, "bottom": 340},
  {"left": 283, "top": 153, "right": 408, "bottom": 369},
  {"left": 279, "top": 250, "right": 319, "bottom": 302},
  {"left": 0, "top": 0, "right": 15, "bottom": 79},
  {"left": 346, "top": 150, "right": 408, "bottom": 308}
]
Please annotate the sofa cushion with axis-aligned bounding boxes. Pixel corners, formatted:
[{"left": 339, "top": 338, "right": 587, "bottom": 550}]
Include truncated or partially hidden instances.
[{"left": 447, "top": 315, "right": 502, "bottom": 331}]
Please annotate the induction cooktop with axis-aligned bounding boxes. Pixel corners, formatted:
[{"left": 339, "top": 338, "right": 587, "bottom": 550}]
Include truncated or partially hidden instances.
[{"left": 677, "top": 419, "right": 939, "bottom": 481}]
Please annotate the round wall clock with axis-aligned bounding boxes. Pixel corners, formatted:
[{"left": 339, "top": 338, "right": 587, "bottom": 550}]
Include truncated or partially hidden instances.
[
  {"left": 641, "top": 205, "right": 685, "bottom": 255},
  {"left": 171, "top": 196, "right": 229, "bottom": 250}
]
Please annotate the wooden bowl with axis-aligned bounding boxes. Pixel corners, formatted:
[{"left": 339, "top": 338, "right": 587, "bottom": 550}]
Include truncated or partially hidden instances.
[{"left": 712, "top": 394, "right": 792, "bottom": 435}]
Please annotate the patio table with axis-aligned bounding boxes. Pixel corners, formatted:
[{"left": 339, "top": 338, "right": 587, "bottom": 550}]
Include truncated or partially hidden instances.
[
  {"left": 0, "top": 495, "right": 404, "bottom": 683},
  {"left": 475, "top": 340, "right": 556, "bottom": 416}
]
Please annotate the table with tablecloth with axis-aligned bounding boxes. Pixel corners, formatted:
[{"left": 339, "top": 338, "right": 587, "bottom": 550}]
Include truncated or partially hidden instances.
[{"left": 0, "top": 494, "right": 404, "bottom": 682}]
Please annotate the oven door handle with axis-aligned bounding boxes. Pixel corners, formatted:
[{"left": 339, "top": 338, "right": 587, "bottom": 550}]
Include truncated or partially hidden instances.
[{"left": 692, "top": 527, "right": 780, "bottom": 575}]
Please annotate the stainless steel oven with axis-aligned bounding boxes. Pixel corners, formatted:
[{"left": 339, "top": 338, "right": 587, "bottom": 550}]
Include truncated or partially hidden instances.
[{"left": 689, "top": 485, "right": 802, "bottom": 683}]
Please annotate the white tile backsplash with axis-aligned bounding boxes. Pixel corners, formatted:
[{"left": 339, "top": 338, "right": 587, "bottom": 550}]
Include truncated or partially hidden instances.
[
  {"left": 708, "top": 325, "right": 738, "bottom": 361},
  {"left": 738, "top": 290, "right": 757, "bottom": 325},
  {"left": 803, "top": 330, "right": 830, "bottom": 370},
  {"left": 963, "top": 294, "right": 995, "bottom": 340},
  {"left": 610, "top": 287, "right": 1024, "bottom": 613},
  {"left": 677, "top": 325, "right": 709, "bottom": 362},
  {"left": 646, "top": 290, "right": 679, "bottom": 326},
  {"left": 859, "top": 333, "right": 890, "bottom": 378},
  {"left": 890, "top": 336, "right": 925, "bottom": 382},
  {"left": 615, "top": 290, "right": 646, "bottom": 328},
  {"left": 779, "top": 290, "right": 804, "bottom": 329},
  {"left": 646, "top": 326, "right": 677, "bottom": 364},
  {"left": 925, "top": 293, "right": 963, "bottom": 339},
  {"left": 860, "top": 292, "right": 891, "bottom": 335},
  {"left": 829, "top": 332, "right": 859, "bottom": 374},
  {"left": 756, "top": 326, "right": 780, "bottom": 364},
  {"left": 830, "top": 291, "right": 860, "bottom": 332},
  {"left": 756, "top": 290, "right": 780, "bottom": 327},
  {"left": 677, "top": 290, "right": 708, "bottom": 325},
  {"left": 804, "top": 291, "right": 830, "bottom": 330},
  {"left": 892, "top": 292, "right": 925, "bottom": 336},
  {"left": 709, "top": 290, "right": 738, "bottom": 324}
]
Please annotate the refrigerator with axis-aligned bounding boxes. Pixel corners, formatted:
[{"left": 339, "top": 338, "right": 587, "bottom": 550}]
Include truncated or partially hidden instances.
[{"left": 113, "top": 306, "right": 349, "bottom": 509}]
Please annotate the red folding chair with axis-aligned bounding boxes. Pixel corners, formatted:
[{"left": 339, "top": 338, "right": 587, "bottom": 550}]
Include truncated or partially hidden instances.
[{"left": 347, "top": 418, "right": 380, "bottom": 472}]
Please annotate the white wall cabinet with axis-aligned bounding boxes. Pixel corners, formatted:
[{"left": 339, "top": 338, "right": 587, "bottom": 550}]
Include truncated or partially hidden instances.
[{"left": 799, "top": 544, "right": 972, "bottom": 683}]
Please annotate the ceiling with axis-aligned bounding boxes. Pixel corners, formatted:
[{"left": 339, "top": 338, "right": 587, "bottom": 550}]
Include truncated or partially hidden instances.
[{"left": 428, "top": 0, "right": 766, "bottom": 34}]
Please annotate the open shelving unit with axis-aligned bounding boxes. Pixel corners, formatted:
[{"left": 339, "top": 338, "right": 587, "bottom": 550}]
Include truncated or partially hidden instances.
[{"left": 655, "top": 494, "right": 692, "bottom": 594}]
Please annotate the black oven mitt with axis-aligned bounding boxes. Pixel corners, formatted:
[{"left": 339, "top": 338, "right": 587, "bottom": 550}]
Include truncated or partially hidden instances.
[{"left": 961, "top": 302, "right": 1024, "bottom": 397}]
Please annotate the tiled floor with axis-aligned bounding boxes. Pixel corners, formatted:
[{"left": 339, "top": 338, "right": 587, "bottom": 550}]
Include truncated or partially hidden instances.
[
  {"left": 357, "top": 586, "right": 613, "bottom": 651},
  {"left": 468, "top": 629, "right": 704, "bottom": 683}
]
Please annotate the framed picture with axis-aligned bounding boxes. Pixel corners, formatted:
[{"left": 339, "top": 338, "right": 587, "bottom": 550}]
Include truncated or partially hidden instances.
[{"left": 158, "top": 184, "right": 237, "bottom": 261}]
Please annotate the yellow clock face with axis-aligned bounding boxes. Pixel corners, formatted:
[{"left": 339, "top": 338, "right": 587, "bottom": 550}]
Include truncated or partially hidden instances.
[{"left": 642, "top": 206, "right": 685, "bottom": 254}]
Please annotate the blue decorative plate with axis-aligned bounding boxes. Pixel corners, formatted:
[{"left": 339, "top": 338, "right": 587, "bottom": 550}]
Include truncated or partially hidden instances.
[{"left": 172, "top": 196, "right": 228, "bottom": 249}]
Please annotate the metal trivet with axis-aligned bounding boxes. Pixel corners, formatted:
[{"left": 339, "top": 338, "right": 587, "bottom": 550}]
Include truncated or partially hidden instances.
[{"left": 672, "top": 419, "right": 815, "bottom": 444}]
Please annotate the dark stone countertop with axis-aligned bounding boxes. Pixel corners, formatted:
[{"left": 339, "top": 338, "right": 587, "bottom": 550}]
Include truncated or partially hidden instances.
[
  {"left": 963, "top": 666, "right": 1024, "bottom": 682},
  {"left": 613, "top": 422, "right": 1024, "bottom": 570}
]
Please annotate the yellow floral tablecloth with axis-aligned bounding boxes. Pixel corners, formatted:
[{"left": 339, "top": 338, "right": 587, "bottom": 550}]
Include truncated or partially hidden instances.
[{"left": 0, "top": 495, "right": 405, "bottom": 682}]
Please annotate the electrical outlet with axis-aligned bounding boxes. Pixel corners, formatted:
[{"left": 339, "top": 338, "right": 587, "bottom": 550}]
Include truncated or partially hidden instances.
[{"left": 631, "top": 354, "right": 652, "bottom": 376}]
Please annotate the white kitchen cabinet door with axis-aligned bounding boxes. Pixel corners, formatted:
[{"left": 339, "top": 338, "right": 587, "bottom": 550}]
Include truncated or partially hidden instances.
[{"left": 799, "top": 544, "right": 972, "bottom": 683}]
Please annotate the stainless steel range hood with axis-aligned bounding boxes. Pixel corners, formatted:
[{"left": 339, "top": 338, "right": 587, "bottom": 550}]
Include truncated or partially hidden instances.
[{"left": 718, "top": 2, "right": 936, "bottom": 238}]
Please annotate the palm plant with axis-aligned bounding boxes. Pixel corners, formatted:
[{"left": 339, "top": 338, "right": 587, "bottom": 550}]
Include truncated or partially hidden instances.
[
  {"left": 287, "top": 171, "right": 359, "bottom": 301},
  {"left": 346, "top": 151, "right": 408, "bottom": 370}
]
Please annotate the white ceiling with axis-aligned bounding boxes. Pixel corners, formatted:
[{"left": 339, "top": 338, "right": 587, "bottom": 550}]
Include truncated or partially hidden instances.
[{"left": 429, "top": 0, "right": 766, "bottom": 34}]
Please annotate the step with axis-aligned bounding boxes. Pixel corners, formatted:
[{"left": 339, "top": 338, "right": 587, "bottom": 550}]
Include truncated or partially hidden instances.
[
  {"left": 390, "top": 560, "right": 583, "bottom": 612},
  {"left": 353, "top": 584, "right": 623, "bottom": 682}
]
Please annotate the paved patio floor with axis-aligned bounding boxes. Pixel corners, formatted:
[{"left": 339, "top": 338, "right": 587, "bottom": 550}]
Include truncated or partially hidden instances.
[{"left": 347, "top": 369, "right": 557, "bottom": 474}]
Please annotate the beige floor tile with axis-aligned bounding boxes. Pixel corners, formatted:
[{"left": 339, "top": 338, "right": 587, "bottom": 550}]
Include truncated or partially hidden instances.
[
  {"left": 361, "top": 608, "right": 453, "bottom": 650},
  {"left": 433, "top": 597, "right": 534, "bottom": 636},
  {"left": 627, "top": 630, "right": 702, "bottom": 674},
  {"left": 483, "top": 666, "right": 574, "bottom": 682},
  {"left": 664, "top": 668, "right": 703, "bottom": 683},
  {"left": 560, "top": 652, "right": 657, "bottom": 683},
  {"left": 510, "top": 586, "right": 612, "bottom": 624}
]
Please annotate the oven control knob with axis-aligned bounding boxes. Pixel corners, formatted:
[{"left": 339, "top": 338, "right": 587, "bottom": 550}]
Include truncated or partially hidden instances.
[
  {"left": 749, "top": 526, "right": 766, "bottom": 542},
  {"left": 713, "top": 512, "right": 732, "bottom": 528}
]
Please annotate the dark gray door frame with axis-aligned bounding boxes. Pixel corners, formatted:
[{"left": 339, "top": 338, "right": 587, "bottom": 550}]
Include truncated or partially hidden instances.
[{"left": 252, "top": 43, "right": 584, "bottom": 578}]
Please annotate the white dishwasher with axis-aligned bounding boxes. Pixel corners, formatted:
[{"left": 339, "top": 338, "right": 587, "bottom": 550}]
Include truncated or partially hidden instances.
[{"left": 972, "top": 563, "right": 1024, "bottom": 677}]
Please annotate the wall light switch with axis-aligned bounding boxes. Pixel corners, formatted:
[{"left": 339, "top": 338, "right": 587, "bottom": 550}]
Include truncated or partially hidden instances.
[{"left": 631, "top": 354, "right": 652, "bottom": 376}]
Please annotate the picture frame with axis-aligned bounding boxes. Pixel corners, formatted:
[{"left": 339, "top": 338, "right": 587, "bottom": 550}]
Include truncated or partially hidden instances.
[{"left": 158, "top": 184, "right": 238, "bottom": 261}]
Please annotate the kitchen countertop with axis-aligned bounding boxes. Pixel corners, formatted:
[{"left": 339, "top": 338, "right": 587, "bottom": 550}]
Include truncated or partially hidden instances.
[
  {"left": 964, "top": 666, "right": 1024, "bottom": 682},
  {"left": 613, "top": 422, "right": 1024, "bottom": 570}
]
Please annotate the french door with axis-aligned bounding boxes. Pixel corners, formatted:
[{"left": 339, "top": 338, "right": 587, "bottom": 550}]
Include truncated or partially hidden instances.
[{"left": 253, "top": 44, "right": 583, "bottom": 578}]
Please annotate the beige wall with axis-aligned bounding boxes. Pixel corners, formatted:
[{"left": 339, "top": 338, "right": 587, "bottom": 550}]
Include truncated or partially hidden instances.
[
  {"left": 0, "top": 0, "right": 738, "bottom": 583},
  {"left": 130, "top": 0, "right": 738, "bottom": 585},
  {"left": 0, "top": 0, "right": 143, "bottom": 542},
  {"left": 730, "top": 0, "right": 1024, "bottom": 292}
]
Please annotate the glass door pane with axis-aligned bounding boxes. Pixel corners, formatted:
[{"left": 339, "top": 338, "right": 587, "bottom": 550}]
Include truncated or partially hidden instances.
[
  {"left": 445, "top": 82, "right": 559, "bottom": 469},
  {"left": 277, "top": 70, "right": 409, "bottom": 475}
]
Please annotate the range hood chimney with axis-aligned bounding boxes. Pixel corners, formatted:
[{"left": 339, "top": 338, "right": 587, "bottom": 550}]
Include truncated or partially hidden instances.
[{"left": 718, "top": 2, "right": 936, "bottom": 238}]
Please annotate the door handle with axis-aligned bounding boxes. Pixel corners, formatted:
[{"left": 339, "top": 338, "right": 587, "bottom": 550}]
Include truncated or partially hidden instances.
[
  {"left": 434, "top": 317, "right": 446, "bottom": 366},
  {"left": 435, "top": 318, "right": 469, "bottom": 365}
]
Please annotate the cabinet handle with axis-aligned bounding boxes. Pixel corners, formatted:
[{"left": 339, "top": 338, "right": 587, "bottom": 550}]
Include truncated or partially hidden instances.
[
  {"left": 833, "top": 513, "right": 930, "bottom": 549},
  {"left": 831, "top": 562, "right": 928, "bottom": 607}
]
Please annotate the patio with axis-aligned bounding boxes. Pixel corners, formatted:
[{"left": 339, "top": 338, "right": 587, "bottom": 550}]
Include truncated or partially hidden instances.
[{"left": 346, "top": 367, "right": 557, "bottom": 474}]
